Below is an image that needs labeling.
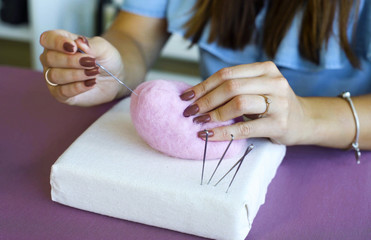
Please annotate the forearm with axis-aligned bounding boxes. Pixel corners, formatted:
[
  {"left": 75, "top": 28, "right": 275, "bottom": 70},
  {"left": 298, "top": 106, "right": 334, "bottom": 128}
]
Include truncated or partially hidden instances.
[
  {"left": 300, "top": 94, "right": 371, "bottom": 150},
  {"left": 102, "top": 11, "right": 170, "bottom": 98},
  {"left": 103, "top": 30, "right": 147, "bottom": 98},
  {"left": 353, "top": 94, "right": 371, "bottom": 149}
]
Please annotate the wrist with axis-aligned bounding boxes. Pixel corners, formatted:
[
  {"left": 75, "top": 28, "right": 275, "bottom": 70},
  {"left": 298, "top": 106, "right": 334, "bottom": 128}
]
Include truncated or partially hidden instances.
[{"left": 298, "top": 96, "right": 355, "bottom": 148}]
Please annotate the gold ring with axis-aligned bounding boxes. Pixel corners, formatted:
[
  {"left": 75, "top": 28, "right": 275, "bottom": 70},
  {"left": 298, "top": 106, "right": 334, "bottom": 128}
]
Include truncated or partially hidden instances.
[
  {"left": 258, "top": 95, "right": 272, "bottom": 118},
  {"left": 45, "top": 68, "right": 58, "bottom": 87}
]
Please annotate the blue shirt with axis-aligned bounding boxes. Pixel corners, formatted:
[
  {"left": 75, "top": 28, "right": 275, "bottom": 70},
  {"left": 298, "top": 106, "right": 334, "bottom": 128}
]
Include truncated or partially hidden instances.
[{"left": 122, "top": 0, "right": 371, "bottom": 97}]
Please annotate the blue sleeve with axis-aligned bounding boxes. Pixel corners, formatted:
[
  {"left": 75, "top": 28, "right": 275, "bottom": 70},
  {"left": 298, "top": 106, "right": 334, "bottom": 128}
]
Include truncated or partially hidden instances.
[
  {"left": 364, "top": 1, "right": 371, "bottom": 61},
  {"left": 121, "top": 0, "right": 168, "bottom": 18},
  {"left": 350, "top": 0, "right": 371, "bottom": 62}
]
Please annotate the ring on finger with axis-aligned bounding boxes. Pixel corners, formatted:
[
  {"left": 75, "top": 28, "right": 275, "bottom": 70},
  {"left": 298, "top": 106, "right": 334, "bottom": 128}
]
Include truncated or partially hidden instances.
[
  {"left": 258, "top": 95, "right": 272, "bottom": 118},
  {"left": 45, "top": 68, "right": 58, "bottom": 87}
]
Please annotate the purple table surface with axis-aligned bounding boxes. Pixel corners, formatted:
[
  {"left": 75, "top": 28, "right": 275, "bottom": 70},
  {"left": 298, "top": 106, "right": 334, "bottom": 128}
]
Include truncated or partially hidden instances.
[{"left": 0, "top": 66, "right": 370, "bottom": 240}]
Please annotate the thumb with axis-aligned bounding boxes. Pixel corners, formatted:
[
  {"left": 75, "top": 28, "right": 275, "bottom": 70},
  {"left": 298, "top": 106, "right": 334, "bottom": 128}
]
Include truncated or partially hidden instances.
[{"left": 75, "top": 35, "right": 91, "bottom": 53}]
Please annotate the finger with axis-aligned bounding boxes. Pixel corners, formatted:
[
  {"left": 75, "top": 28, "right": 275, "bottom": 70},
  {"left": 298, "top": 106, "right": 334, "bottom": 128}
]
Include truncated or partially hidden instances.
[
  {"left": 40, "top": 30, "right": 79, "bottom": 54},
  {"left": 45, "top": 67, "right": 100, "bottom": 85},
  {"left": 42, "top": 49, "right": 97, "bottom": 69},
  {"left": 193, "top": 95, "right": 269, "bottom": 124},
  {"left": 202, "top": 119, "right": 274, "bottom": 141},
  {"left": 75, "top": 35, "right": 91, "bottom": 54},
  {"left": 49, "top": 79, "right": 96, "bottom": 102},
  {"left": 76, "top": 36, "right": 117, "bottom": 63},
  {"left": 189, "top": 77, "right": 279, "bottom": 116},
  {"left": 180, "top": 61, "right": 278, "bottom": 101}
]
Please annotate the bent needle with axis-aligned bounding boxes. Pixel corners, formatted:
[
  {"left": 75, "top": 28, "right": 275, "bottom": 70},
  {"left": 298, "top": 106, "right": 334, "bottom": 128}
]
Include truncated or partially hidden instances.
[
  {"left": 214, "top": 144, "right": 254, "bottom": 193},
  {"left": 207, "top": 134, "right": 234, "bottom": 185}
]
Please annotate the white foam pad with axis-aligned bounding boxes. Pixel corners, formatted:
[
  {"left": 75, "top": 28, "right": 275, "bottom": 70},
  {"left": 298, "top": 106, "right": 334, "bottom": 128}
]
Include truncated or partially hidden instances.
[{"left": 50, "top": 98, "right": 286, "bottom": 240}]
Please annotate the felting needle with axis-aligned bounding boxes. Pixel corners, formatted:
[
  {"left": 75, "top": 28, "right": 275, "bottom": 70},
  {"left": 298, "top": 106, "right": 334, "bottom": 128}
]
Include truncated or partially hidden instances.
[
  {"left": 77, "top": 49, "right": 138, "bottom": 96},
  {"left": 214, "top": 144, "right": 254, "bottom": 193},
  {"left": 201, "top": 130, "right": 209, "bottom": 185},
  {"left": 207, "top": 134, "right": 234, "bottom": 185}
]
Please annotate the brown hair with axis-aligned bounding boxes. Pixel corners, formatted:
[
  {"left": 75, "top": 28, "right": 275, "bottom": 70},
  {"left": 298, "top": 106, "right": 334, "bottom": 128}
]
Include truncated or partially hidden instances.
[{"left": 184, "top": 0, "right": 360, "bottom": 68}]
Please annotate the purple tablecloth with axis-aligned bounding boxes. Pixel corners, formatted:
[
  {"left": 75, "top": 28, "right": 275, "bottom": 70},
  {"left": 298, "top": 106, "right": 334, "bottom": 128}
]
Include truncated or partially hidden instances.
[{"left": 1, "top": 66, "right": 370, "bottom": 240}]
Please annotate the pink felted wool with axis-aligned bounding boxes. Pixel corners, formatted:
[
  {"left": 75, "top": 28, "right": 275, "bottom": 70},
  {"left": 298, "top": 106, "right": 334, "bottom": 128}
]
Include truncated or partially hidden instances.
[{"left": 130, "top": 80, "right": 247, "bottom": 160}]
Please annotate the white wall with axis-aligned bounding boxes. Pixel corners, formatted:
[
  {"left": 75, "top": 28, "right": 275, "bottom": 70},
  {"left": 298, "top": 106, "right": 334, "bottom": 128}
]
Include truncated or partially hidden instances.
[{"left": 0, "top": 0, "right": 198, "bottom": 70}]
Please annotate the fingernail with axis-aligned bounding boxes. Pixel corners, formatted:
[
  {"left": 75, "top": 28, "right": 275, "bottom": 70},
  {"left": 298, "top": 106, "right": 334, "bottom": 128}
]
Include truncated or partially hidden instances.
[
  {"left": 63, "top": 42, "right": 75, "bottom": 52},
  {"left": 77, "top": 35, "right": 90, "bottom": 47},
  {"left": 183, "top": 104, "right": 199, "bottom": 117},
  {"left": 85, "top": 67, "right": 99, "bottom": 76},
  {"left": 180, "top": 90, "right": 195, "bottom": 101},
  {"left": 193, "top": 114, "right": 211, "bottom": 124},
  {"left": 198, "top": 130, "right": 214, "bottom": 139},
  {"left": 84, "top": 78, "right": 96, "bottom": 87},
  {"left": 80, "top": 57, "right": 96, "bottom": 67}
]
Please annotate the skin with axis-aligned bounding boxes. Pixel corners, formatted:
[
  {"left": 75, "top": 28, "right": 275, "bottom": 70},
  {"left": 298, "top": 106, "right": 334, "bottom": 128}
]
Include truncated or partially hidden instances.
[
  {"left": 39, "top": 11, "right": 371, "bottom": 150},
  {"left": 39, "top": 12, "right": 169, "bottom": 106},
  {"left": 180, "top": 62, "right": 371, "bottom": 150}
]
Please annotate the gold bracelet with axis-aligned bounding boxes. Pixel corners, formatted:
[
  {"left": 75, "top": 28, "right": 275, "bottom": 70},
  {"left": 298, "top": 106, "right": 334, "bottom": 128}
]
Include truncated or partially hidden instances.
[{"left": 340, "top": 92, "right": 361, "bottom": 164}]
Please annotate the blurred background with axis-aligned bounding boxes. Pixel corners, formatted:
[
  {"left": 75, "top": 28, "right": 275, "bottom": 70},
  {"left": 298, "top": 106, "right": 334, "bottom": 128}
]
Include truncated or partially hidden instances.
[{"left": 0, "top": 0, "right": 200, "bottom": 81}]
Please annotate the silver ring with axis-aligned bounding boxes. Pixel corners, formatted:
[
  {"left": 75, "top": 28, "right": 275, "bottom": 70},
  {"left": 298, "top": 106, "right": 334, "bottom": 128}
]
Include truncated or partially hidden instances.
[
  {"left": 258, "top": 95, "right": 272, "bottom": 118},
  {"left": 45, "top": 68, "right": 58, "bottom": 87}
]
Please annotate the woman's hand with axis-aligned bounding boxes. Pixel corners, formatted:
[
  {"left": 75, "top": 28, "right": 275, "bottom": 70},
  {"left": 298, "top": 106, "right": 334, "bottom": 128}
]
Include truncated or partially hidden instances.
[
  {"left": 40, "top": 29, "right": 125, "bottom": 106},
  {"left": 179, "top": 61, "right": 309, "bottom": 146}
]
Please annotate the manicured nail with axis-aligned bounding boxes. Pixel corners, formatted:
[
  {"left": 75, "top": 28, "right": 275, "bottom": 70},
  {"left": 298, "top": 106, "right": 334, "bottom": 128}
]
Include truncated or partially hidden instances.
[
  {"left": 180, "top": 90, "right": 195, "bottom": 101},
  {"left": 84, "top": 67, "right": 99, "bottom": 76},
  {"left": 80, "top": 57, "right": 96, "bottom": 67},
  {"left": 193, "top": 114, "right": 211, "bottom": 124},
  {"left": 84, "top": 78, "right": 96, "bottom": 87},
  {"left": 63, "top": 42, "right": 74, "bottom": 52},
  {"left": 77, "top": 36, "right": 90, "bottom": 47},
  {"left": 183, "top": 104, "right": 199, "bottom": 117},
  {"left": 198, "top": 130, "right": 214, "bottom": 139}
]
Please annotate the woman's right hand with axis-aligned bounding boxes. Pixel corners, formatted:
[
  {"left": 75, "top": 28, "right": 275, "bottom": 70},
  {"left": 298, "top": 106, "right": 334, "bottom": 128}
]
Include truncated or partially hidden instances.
[{"left": 39, "top": 29, "right": 126, "bottom": 106}]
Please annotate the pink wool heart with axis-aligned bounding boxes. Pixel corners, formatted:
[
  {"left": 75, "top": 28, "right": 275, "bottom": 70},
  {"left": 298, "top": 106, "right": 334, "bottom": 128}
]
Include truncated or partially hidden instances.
[{"left": 130, "top": 80, "right": 247, "bottom": 160}]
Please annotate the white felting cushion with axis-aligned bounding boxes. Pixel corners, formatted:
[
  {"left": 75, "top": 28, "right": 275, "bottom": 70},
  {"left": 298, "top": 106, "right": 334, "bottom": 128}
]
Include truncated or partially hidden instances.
[{"left": 50, "top": 96, "right": 286, "bottom": 240}]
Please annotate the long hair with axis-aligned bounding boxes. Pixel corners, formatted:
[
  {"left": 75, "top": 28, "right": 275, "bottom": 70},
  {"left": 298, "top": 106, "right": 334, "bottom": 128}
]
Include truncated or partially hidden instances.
[{"left": 184, "top": 0, "right": 360, "bottom": 68}]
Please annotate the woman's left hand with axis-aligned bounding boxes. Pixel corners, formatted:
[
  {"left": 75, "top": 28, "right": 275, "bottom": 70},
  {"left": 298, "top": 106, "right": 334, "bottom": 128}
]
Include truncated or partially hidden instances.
[{"left": 179, "top": 61, "right": 308, "bottom": 145}]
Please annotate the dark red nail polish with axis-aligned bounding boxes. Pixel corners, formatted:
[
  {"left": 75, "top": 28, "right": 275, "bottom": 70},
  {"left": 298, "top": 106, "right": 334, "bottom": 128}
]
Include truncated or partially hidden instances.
[
  {"left": 198, "top": 130, "right": 214, "bottom": 139},
  {"left": 180, "top": 90, "right": 195, "bottom": 101},
  {"left": 183, "top": 104, "right": 199, "bottom": 117},
  {"left": 80, "top": 57, "right": 96, "bottom": 67},
  {"left": 63, "top": 42, "right": 74, "bottom": 52},
  {"left": 193, "top": 114, "right": 211, "bottom": 124},
  {"left": 84, "top": 78, "right": 96, "bottom": 87},
  {"left": 84, "top": 67, "right": 99, "bottom": 76},
  {"left": 78, "top": 35, "right": 90, "bottom": 47}
]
